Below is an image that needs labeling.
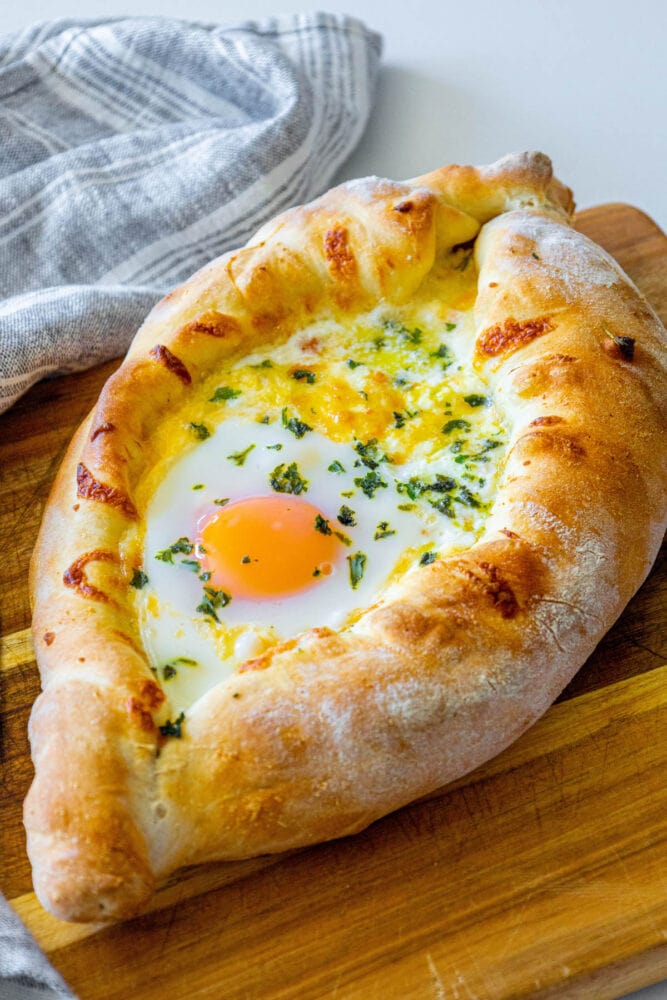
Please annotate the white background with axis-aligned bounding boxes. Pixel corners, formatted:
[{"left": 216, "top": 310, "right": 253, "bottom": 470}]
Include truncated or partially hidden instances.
[
  {"left": 4, "top": 2, "right": 666, "bottom": 997},
  {"left": 3, "top": 0, "right": 666, "bottom": 227}
]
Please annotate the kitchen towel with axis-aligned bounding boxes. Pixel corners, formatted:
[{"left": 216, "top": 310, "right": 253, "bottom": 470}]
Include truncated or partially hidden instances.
[
  {"left": 0, "top": 893, "right": 74, "bottom": 998},
  {"left": 0, "top": 13, "right": 382, "bottom": 414}
]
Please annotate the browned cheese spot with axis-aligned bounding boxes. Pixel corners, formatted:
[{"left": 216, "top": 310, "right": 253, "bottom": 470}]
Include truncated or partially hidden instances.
[
  {"left": 182, "top": 310, "right": 242, "bottom": 339},
  {"left": 90, "top": 421, "right": 116, "bottom": 442},
  {"left": 477, "top": 316, "right": 555, "bottom": 359},
  {"left": 63, "top": 550, "right": 120, "bottom": 604},
  {"left": 126, "top": 696, "right": 158, "bottom": 733},
  {"left": 324, "top": 225, "right": 357, "bottom": 283},
  {"left": 464, "top": 561, "right": 519, "bottom": 619},
  {"left": 76, "top": 463, "right": 137, "bottom": 520},
  {"left": 529, "top": 415, "right": 565, "bottom": 427},
  {"left": 43, "top": 631, "right": 55, "bottom": 646},
  {"left": 149, "top": 343, "right": 192, "bottom": 384}
]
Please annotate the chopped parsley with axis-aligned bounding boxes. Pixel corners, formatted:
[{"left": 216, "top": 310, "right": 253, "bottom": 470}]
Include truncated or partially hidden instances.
[
  {"left": 354, "top": 468, "right": 388, "bottom": 499},
  {"left": 281, "top": 407, "right": 312, "bottom": 439},
  {"left": 445, "top": 322, "right": 457, "bottom": 331},
  {"left": 314, "top": 514, "right": 332, "bottom": 535},
  {"left": 130, "top": 569, "right": 148, "bottom": 589},
  {"left": 430, "top": 496, "right": 455, "bottom": 518},
  {"left": 188, "top": 422, "right": 210, "bottom": 440},
  {"left": 241, "top": 555, "right": 251, "bottom": 564},
  {"left": 209, "top": 386, "right": 241, "bottom": 403},
  {"left": 155, "top": 537, "right": 194, "bottom": 563},
  {"left": 419, "top": 551, "right": 437, "bottom": 566},
  {"left": 249, "top": 358, "right": 273, "bottom": 369},
  {"left": 266, "top": 443, "right": 282, "bottom": 451},
  {"left": 374, "top": 521, "right": 396, "bottom": 540},
  {"left": 384, "top": 318, "right": 422, "bottom": 346},
  {"left": 430, "top": 344, "right": 453, "bottom": 367},
  {"left": 337, "top": 504, "right": 357, "bottom": 527},
  {"left": 192, "top": 483, "right": 205, "bottom": 490},
  {"left": 328, "top": 460, "right": 346, "bottom": 474},
  {"left": 196, "top": 586, "right": 232, "bottom": 622},
  {"left": 347, "top": 552, "right": 367, "bottom": 589},
  {"left": 270, "top": 461, "right": 309, "bottom": 495},
  {"left": 354, "top": 438, "right": 387, "bottom": 469},
  {"left": 393, "top": 409, "right": 418, "bottom": 429},
  {"left": 180, "top": 559, "right": 201, "bottom": 573},
  {"left": 227, "top": 443, "right": 255, "bottom": 466},
  {"left": 159, "top": 712, "right": 185, "bottom": 739},
  {"left": 456, "top": 485, "right": 482, "bottom": 508},
  {"left": 290, "top": 368, "right": 316, "bottom": 384},
  {"left": 162, "top": 664, "right": 178, "bottom": 681},
  {"left": 313, "top": 567, "right": 322, "bottom": 577},
  {"left": 442, "top": 418, "right": 471, "bottom": 434},
  {"left": 463, "top": 394, "right": 489, "bottom": 408},
  {"left": 346, "top": 358, "right": 362, "bottom": 369},
  {"left": 214, "top": 497, "right": 230, "bottom": 506}
]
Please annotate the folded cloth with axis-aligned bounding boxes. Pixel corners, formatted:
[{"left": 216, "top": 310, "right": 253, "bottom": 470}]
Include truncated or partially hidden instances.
[
  {"left": 0, "top": 893, "right": 75, "bottom": 999},
  {"left": 0, "top": 14, "right": 382, "bottom": 414}
]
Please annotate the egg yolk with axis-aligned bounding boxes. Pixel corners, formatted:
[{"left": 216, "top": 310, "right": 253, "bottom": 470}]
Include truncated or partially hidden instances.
[{"left": 197, "top": 495, "right": 344, "bottom": 600}]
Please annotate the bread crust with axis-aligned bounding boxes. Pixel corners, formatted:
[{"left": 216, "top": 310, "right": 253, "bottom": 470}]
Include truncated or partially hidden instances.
[{"left": 25, "top": 152, "right": 667, "bottom": 921}]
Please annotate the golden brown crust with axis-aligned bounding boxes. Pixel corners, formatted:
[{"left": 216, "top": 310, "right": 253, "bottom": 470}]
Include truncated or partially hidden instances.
[{"left": 25, "top": 152, "right": 667, "bottom": 921}]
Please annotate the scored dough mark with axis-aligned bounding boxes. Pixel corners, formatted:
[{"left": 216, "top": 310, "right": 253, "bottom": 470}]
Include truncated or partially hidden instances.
[
  {"left": 90, "top": 421, "right": 116, "bottom": 441},
  {"left": 63, "top": 549, "right": 120, "bottom": 604},
  {"left": 149, "top": 343, "right": 192, "bottom": 384},
  {"left": 180, "top": 310, "right": 242, "bottom": 339},
  {"left": 324, "top": 225, "right": 357, "bottom": 282},
  {"left": 76, "top": 462, "right": 137, "bottom": 519},
  {"left": 477, "top": 316, "right": 554, "bottom": 358}
]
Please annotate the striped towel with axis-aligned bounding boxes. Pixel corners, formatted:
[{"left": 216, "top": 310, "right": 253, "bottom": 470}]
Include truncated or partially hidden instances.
[{"left": 0, "top": 14, "right": 382, "bottom": 415}]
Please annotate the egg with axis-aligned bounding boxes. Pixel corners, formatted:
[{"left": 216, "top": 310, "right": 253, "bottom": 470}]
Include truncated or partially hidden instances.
[{"left": 133, "top": 275, "right": 509, "bottom": 713}]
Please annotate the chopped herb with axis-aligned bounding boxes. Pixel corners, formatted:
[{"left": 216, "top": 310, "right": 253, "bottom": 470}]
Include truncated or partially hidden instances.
[
  {"left": 456, "top": 485, "right": 482, "bottom": 508},
  {"left": 463, "top": 394, "right": 489, "bottom": 408},
  {"left": 266, "top": 443, "right": 282, "bottom": 451},
  {"left": 199, "top": 571, "right": 212, "bottom": 582},
  {"left": 192, "top": 483, "right": 205, "bottom": 490},
  {"left": 281, "top": 407, "right": 312, "bottom": 438},
  {"left": 188, "top": 422, "right": 210, "bottom": 440},
  {"left": 209, "top": 386, "right": 241, "bottom": 403},
  {"left": 347, "top": 552, "right": 367, "bottom": 589},
  {"left": 531, "top": 252, "right": 540, "bottom": 260},
  {"left": 130, "top": 569, "right": 148, "bottom": 589},
  {"left": 354, "top": 469, "right": 388, "bottom": 499},
  {"left": 419, "top": 551, "right": 437, "bottom": 566},
  {"left": 314, "top": 514, "right": 332, "bottom": 535},
  {"left": 430, "top": 343, "right": 453, "bottom": 368},
  {"left": 241, "top": 555, "right": 251, "bottom": 564},
  {"left": 383, "top": 318, "right": 422, "bottom": 346},
  {"left": 445, "top": 322, "right": 457, "bottom": 331},
  {"left": 162, "top": 664, "right": 178, "bottom": 681},
  {"left": 397, "top": 475, "right": 456, "bottom": 501},
  {"left": 156, "top": 536, "right": 194, "bottom": 563},
  {"left": 373, "top": 335, "right": 386, "bottom": 350},
  {"left": 346, "top": 358, "right": 362, "bottom": 369},
  {"left": 393, "top": 409, "right": 418, "bottom": 429},
  {"left": 214, "top": 497, "right": 230, "bottom": 506},
  {"left": 442, "top": 418, "right": 471, "bottom": 434},
  {"left": 196, "top": 586, "right": 232, "bottom": 622},
  {"left": 227, "top": 443, "right": 255, "bottom": 466},
  {"left": 340, "top": 490, "right": 355, "bottom": 498},
  {"left": 397, "top": 502, "right": 416, "bottom": 511},
  {"left": 250, "top": 359, "right": 274, "bottom": 369},
  {"left": 374, "top": 521, "right": 396, "bottom": 540},
  {"left": 334, "top": 531, "right": 352, "bottom": 546},
  {"left": 354, "top": 438, "right": 387, "bottom": 469},
  {"left": 258, "top": 415, "right": 271, "bottom": 424},
  {"left": 313, "top": 567, "right": 322, "bottom": 577},
  {"left": 394, "top": 375, "right": 412, "bottom": 387},
  {"left": 270, "top": 461, "right": 309, "bottom": 495},
  {"left": 290, "top": 368, "right": 316, "bottom": 384},
  {"left": 159, "top": 711, "right": 185, "bottom": 739},
  {"left": 450, "top": 440, "right": 464, "bottom": 454},
  {"left": 338, "top": 504, "right": 357, "bottom": 526},
  {"left": 430, "top": 496, "right": 455, "bottom": 518},
  {"left": 602, "top": 324, "right": 635, "bottom": 360},
  {"left": 180, "top": 559, "right": 201, "bottom": 573},
  {"left": 328, "top": 460, "right": 346, "bottom": 474}
]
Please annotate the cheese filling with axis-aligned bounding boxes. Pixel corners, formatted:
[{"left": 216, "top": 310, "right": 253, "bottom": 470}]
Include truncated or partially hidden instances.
[{"left": 130, "top": 255, "right": 508, "bottom": 712}]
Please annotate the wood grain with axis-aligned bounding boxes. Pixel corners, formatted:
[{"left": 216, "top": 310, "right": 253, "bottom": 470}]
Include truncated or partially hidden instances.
[{"left": 1, "top": 204, "right": 665, "bottom": 1000}]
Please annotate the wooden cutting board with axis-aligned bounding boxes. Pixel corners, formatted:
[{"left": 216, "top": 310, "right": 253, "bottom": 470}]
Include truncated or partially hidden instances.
[{"left": 1, "top": 204, "right": 666, "bottom": 1000}]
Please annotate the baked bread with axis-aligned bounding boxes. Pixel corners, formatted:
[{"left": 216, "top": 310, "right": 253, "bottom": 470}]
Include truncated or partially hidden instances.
[{"left": 25, "top": 152, "right": 667, "bottom": 922}]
